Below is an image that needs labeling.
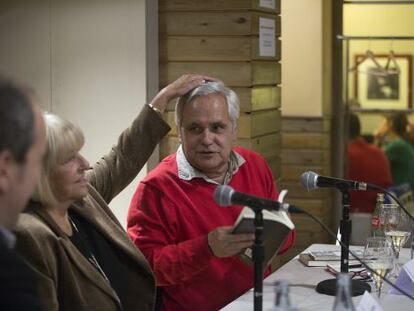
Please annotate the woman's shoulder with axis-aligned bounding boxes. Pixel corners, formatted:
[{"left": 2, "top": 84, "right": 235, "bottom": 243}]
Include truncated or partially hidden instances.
[{"left": 15, "top": 212, "right": 58, "bottom": 243}]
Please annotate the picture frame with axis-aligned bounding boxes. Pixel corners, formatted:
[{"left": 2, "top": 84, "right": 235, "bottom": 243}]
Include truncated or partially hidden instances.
[{"left": 354, "top": 53, "right": 412, "bottom": 109}]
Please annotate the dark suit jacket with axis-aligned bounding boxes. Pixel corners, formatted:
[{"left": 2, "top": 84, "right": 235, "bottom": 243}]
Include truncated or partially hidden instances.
[
  {"left": 14, "top": 106, "right": 170, "bottom": 311},
  {"left": 0, "top": 236, "right": 43, "bottom": 311}
]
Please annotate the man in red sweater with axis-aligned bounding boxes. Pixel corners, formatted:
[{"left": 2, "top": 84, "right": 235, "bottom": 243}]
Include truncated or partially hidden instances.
[
  {"left": 127, "top": 80, "right": 295, "bottom": 310},
  {"left": 347, "top": 114, "right": 393, "bottom": 213}
]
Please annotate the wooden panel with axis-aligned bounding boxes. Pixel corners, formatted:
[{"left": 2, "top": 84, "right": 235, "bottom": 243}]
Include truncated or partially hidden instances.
[
  {"left": 159, "top": 0, "right": 281, "bottom": 13},
  {"left": 281, "top": 150, "right": 330, "bottom": 166},
  {"left": 266, "top": 155, "right": 281, "bottom": 181},
  {"left": 237, "top": 86, "right": 281, "bottom": 112},
  {"left": 160, "top": 12, "right": 281, "bottom": 36},
  {"left": 282, "top": 117, "right": 331, "bottom": 133},
  {"left": 278, "top": 182, "right": 332, "bottom": 199},
  {"left": 162, "top": 112, "right": 177, "bottom": 135},
  {"left": 160, "top": 61, "right": 281, "bottom": 87},
  {"left": 238, "top": 109, "right": 280, "bottom": 138},
  {"left": 160, "top": 36, "right": 281, "bottom": 62},
  {"left": 159, "top": 135, "right": 180, "bottom": 160},
  {"left": 291, "top": 214, "right": 331, "bottom": 232},
  {"left": 279, "top": 115, "right": 335, "bottom": 254},
  {"left": 282, "top": 132, "right": 330, "bottom": 150},
  {"left": 165, "top": 86, "right": 281, "bottom": 113},
  {"left": 282, "top": 165, "right": 325, "bottom": 182},
  {"left": 237, "top": 133, "right": 281, "bottom": 159},
  {"left": 287, "top": 198, "right": 332, "bottom": 216},
  {"left": 294, "top": 231, "right": 330, "bottom": 247}
]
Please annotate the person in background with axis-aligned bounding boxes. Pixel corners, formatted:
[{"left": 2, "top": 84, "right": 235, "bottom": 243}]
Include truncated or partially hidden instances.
[
  {"left": 0, "top": 79, "right": 45, "bottom": 311},
  {"left": 14, "top": 74, "right": 211, "bottom": 311},
  {"left": 127, "top": 80, "right": 295, "bottom": 311},
  {"left": 347, "top": 113, "right": 393, "bottom": 213},
  {"left": 374, "top": 112, "right": 414, "bottom": 190}
]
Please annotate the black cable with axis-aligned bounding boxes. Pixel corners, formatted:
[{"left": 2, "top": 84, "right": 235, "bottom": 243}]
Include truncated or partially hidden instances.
[
  {"left": 368, "top": 184, "right": 414, "bottom": 222},
  {"left": 296, "top": 207, "right": 414, "bottom": 301}
]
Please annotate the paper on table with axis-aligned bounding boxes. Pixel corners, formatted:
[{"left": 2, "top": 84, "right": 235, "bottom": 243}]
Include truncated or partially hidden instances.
[
  {"left": 357, "top": 291, "right": 383, "bottom": 311},
  {"left": 389, "top": 259, "right": 414, "bottom": 296}
]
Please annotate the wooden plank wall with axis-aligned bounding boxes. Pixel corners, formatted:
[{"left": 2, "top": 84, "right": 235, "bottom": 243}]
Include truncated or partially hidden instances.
[
  {"left": 278, "top": 116, "right": 333, "bottom": 265},
  {"left": 158, "top": 0, "right": 282, "bottom": 182}
]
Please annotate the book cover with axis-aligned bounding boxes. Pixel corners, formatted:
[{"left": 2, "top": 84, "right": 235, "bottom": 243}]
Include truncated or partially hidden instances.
[
  {"left": 232, "top": 206, "right": 295, "bottom": 265},
  {"left": 298, "top": 253, "right": 361, "bottom": 267},
  {"left": 308, "top": 250, "right": 364, "bottom": 261}
]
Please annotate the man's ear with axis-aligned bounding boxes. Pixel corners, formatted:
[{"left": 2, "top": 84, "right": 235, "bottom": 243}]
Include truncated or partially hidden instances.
[
  {"left": 0, "top": 151, "right": 15, "bottom": 193},
  {"left": 177, "top": 126, "right": 182, "bottom": 143},
  {"left": 232, "top": 125, "right": 238, "bottom": 142}
]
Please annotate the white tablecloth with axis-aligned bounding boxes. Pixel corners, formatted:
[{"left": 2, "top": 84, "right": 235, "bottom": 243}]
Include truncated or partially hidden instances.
[{"left": 221, "top": 244, "right": 413, "bottom": 311}]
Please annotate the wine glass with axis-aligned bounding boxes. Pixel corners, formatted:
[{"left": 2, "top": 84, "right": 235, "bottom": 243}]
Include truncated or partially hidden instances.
[
  {"left": 363, "top": 237, "right": 394, "bottom": 299},
  {"left": 382, "top": 208, "right": 412, "bottom": 278},
  {"left": 379, "top": 204, "right": 400, "bottom": 233}
]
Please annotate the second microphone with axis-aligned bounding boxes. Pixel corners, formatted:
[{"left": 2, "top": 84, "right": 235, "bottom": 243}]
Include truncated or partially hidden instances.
[{"left": 214, "top": 185, "right": 302, "bottom": 213}]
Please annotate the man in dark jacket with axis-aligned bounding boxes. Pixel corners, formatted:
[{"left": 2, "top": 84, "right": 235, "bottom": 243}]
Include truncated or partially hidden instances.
[{"left": 0, "top": 79, "right": 45, "bottom": 311}]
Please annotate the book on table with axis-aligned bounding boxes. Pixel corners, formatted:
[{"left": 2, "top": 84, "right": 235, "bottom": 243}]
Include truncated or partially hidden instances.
[
  {"left": 298, "top": 249, "right": 365, "bottom": 267},
  {"left": 308, "top": 250, "right": 364, "bottom": 261},
  {"left": 231, "top": 206, "right": 295, "bottom": 265},
  {"left": 298, "top": 253, "right": 362, "bottom": 267}
]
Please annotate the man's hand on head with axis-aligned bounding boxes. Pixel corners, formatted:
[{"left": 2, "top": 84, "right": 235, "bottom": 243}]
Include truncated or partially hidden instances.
[{"left": 149, "top": 74, "right": 216, "bottom": 113}]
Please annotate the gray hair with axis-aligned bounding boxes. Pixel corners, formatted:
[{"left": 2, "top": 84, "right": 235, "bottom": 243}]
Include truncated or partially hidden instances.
[
  {"left": 32, "top": 112, "right": 85, "bottom": 207},
  {"left": 175, "top": 81, "right": 240, "bottom": 129}
]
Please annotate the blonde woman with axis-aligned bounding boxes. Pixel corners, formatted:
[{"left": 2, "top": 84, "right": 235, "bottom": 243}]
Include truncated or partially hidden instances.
[{"left": 14, "top": 75, "right": 212, "bottom": 311}]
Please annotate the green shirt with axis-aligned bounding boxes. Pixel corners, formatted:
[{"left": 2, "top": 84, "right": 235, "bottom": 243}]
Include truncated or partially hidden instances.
[{"left": 383, "top": 138, "right": 414, "bottom": 189}]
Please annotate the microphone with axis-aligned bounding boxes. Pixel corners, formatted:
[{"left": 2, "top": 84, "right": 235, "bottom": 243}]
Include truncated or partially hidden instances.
[
  {"left": 214, "top": 185, "right": 302, "bottom": 213},
  {"left": 300, "top": 171, "right": 373, "bottom": 191}
]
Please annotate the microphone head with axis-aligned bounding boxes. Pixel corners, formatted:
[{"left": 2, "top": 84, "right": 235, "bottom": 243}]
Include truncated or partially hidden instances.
[
  {"left": 214, "top": 185, "right": 234, "bottom": 206},
  {"left": 300, "top": 171, "right": 319, "bottom": 190}
]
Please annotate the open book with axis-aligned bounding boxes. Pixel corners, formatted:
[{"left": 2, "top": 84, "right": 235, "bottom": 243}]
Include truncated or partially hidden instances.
[{"left": 232, "top": 206, "right": 295, "bottom": 265}]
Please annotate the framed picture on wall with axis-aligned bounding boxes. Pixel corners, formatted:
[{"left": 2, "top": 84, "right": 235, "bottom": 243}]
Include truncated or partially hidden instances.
[{"left": 354, "top": 53, "right": 412, "bottom": 109}]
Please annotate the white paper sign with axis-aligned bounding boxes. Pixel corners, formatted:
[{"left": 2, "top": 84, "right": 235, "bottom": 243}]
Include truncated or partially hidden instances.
[
  {"left": 259, "top": 18, "right": 275, "bottom": 57},
  {"left": 357, "top": 291, "right": 383, "bottom": 311},
  {"left": 260, "top": 0, "right": 276, "bottom": 9},
  {"left": 389, "top": 258, "right": 414, "bottom": 296}
]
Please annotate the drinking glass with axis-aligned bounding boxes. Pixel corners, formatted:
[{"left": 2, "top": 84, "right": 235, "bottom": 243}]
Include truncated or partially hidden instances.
[
  {"left": 379, "top": 204, "right": 400, "bottom": 234},
  {"left": 382, "top": 207, "right": 412, "bottom": 278},
  {"left": 363, "top": 237, "right": 394, "bottom": 298}
]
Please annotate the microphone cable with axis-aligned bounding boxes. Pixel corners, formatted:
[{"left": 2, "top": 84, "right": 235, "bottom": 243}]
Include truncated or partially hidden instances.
[{"left": 295, "top": 206, "right": 414, "bottom": 301}]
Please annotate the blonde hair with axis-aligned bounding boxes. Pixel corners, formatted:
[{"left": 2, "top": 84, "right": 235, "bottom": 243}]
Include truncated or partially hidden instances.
[{"left": 32, "top": 112, "right": 85, "bottom": 207}]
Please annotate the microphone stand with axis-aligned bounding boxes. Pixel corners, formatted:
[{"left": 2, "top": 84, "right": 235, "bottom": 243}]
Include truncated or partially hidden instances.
[
  {"left": 316, "top": 188, "right": 371, "bottom": 296},
  {"left": 252, "top": 207, "right": 265, "bottom": 311}
]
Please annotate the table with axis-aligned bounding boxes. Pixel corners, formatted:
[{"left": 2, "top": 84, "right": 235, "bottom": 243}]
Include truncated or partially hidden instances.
[{"left": 221, "top": 244, "right": 413, "bottom": 311}]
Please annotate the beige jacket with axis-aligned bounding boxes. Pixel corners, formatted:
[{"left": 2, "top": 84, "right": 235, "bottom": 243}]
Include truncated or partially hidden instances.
[{"left": 15, "top": 106, "right": 170, "bottom": 311}]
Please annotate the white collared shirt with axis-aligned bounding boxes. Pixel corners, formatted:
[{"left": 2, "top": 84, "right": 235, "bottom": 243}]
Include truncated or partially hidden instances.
[
  {"left": 0, "top": 225, "right": 16, "bottom": 249},
  {"left": 176, "top": 145, "right": 246, "bottom": 185}
]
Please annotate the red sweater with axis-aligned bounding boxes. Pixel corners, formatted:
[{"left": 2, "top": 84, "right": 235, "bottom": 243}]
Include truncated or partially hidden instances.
[
  {"left": 347, "top": 138, "right": 393, "bottom": 213},
  {"left": 127, "top": 147, "right": 295, "bottom": 311}
]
